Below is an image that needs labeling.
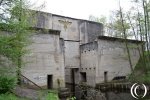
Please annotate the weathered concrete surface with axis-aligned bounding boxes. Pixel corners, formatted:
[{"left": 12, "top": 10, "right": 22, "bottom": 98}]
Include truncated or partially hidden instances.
[
  {"left": 79, "top": 20, "right": 103, "bottom": 44},
  {"left": 65, "top": 68, "right": 80, "bottom": 85},
  {"left": 20, "top": 10, "right": 104, "bottom": 89},
  {"left": 33, "top": 12, "right": 53, "bottom": 29},
  {"left": 64, "top": 41, "right": 80, "bottom": 68},
  {"left": 53, "top": 16, "right": 80, "bottom": 41},
  {"left": 32, "top": 11, "right": 103, "bottom": 44},
  {"left": 80, "top": 36, "right": 143, "bottom": 86},
  {"left": 22, "top": 30, "right": 65, "bottom": 88},
  {"left": 97, "top": 36, "right": 142, "bottom": 83},
  {"left": 63, "top": 41, "right": 80, "bottom": 85},
  {"left": 26, "top": 11, "right": 143, "bottom": 89},
  {"left": 80, "top": 42, "right": 98, "bottom": 87},
  {"left": 30, "top": 11, "right": 103, "bottom": 86},
  {"left": 13, "top": 86, "right": 39, "bottom": 100}
]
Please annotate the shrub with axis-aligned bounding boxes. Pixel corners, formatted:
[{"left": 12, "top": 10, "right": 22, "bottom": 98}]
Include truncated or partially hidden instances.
[
  {"left": 0, "top": 93, "right": 17, "bottom": 100},
  {"left": 0, "top": 75, "right": 17, "bottom": 94},
  {"left": 46, "top": 91, "right": 59, "bottom": 100}
]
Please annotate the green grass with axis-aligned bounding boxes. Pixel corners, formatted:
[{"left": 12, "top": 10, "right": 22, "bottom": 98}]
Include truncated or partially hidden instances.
[
  {"left": 0, "top": 93, "right": 17, "bottom": 100},
  {"left": 37, "top": 89, "right": 59, "bottom": 100},
  {"left": 0, "top": 90, "right": 59, "bottom": 100},
  {"left": 46, "top": 91, "right": 59, "bottom": 100},
  {"left": 0, "top": 93, "right": 29, "bottom": 100}
]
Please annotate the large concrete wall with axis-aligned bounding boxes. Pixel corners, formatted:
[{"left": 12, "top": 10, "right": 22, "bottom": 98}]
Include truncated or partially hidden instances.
[
  {"left": 79, "top": 21, "right": 103, "bottom": 44},
  {"left": 52, "top": 16, "right": 80, "bottom": 41},
  {"left": 64, "top": 41, "right": 80, "bottom": 85},
  {"left": 80, "top": 36, "right": 143, "bottom": 86},
  {"left": 31, "top": 11, "right": 103, "bottom": 43},
  {"left": 30, "top": 11, "right": 103, "bottom": 75},
  {"left": 34, "top": 12, "right": 52, "bottom": 29},
  {"left": 29, "top": 11, "right": 142, "bottom": 87},
  {"left": 64, "top": 41, "right": 80, "bottom": 68},
  {"left": 65, "top": 68, "right": 80, "bottom": 84},
  {"left": 22, "top": 30, "right": 65, "bottom": 88},
  {"left": 80, "top": 42, "right": 98, "bottom": 87},
  {"left": 97, "top": 37, "right": 142, "bottom": 83}
]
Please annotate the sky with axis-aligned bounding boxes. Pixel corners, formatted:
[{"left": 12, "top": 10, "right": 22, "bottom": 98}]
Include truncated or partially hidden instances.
[{"left": 29, "top": 0, "right": 133, "bottom": 20}]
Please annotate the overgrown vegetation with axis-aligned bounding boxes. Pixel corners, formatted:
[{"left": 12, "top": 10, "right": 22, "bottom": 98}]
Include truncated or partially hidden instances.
[
  {"left": 0, "top": 75, "right": 17, "bottom": 94},
  {"left": 89, "top": 0, "right": 150, "bottom": 83},
  {"left": 46, "top": 91, "right": 59, "bottom": 100},
  {"left": 129, "top": 51, "right": 150, "bottom": 83},
  {"left": 0, "top": 93, "right": 21, "bottom": 100},
  {"left": 0, "top": 0, "right": 33, "bottom": 99}
]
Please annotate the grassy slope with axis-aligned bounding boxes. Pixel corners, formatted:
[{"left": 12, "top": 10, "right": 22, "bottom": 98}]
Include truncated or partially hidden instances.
[
  {"left": 0, "top": 90, "right": 59, "bottom": 100},
  {"left": 129, "top": 52, "right": 150, "bottom": 83}
]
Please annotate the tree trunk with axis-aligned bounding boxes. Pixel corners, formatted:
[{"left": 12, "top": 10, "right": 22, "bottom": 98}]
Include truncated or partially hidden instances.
[{"left": 119, "top": 4, "right": 134, "bottom": 72}]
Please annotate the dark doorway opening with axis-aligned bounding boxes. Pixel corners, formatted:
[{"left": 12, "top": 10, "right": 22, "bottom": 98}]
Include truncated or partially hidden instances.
[
  {"left": 71, "top": 69, "right": 75, "bottom": 95},
  {"left": 104, "top": 71, "right": 108, "bottom": 83},
  {"left": 80, "top": 72, "right": 87, "bottom": 82},
  {"left": 80, "top": 72, "right": 87, "bottom": 99},
  {"left": 47, "top": 75, "right": 53, "bottom": 89}
]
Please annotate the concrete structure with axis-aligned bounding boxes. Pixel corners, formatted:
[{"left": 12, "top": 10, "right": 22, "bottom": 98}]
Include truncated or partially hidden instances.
[
  {"left": 80, "top": 36, "right": 143, "bottom": 87},
  {"left": 22, "top": 29, "right": 65, "bottom": 89},
  {"left": 21, "top": 10, "right": 143, "bottom": 89},
  {"left": 24, "top": 11, "right": 103, "bottom": 89}
]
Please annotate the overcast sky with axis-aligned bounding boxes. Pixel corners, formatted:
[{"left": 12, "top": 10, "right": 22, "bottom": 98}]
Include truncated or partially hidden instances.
[{"left": 29, "top": 0, "right": 133, "bottom": 20}]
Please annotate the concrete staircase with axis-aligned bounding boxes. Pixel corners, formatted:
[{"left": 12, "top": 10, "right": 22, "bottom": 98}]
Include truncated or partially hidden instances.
[{"left": 20, "top": 74, "right": 43, "bottom": 90}]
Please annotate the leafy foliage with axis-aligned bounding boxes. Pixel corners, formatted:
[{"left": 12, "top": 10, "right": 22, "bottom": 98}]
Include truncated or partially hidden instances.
[
  {"left": 0, "top": 93, "right": 17, "bottom": 100},
  {"left": 89, "top": 12, "right": 131, "bottom": 38},
  {"left": 129, "top": 51, "right": 150, "bottom": 83},
  {"left": 0, "top": 0, "right": 33, "bottom": 85},
  {"left": 0, "top": 75, "right": 17, "bottom": 94},
  {"left": 89, "top": 15, "right": 106, "bottom": 24},
  {"left": 46, "top": 91, "right": 59, "bottom": 100}
]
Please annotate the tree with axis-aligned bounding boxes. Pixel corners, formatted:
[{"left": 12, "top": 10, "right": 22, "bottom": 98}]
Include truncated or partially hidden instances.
[
  {"left": 89, "top": 13, "right": 131, "bottom": 38},
  {"left": 89, "top": 15, "right": 106, "bottom": 34},
  {"left": 118, "top": 3, "right": 134, "bottom": 72},
  {"left": 112, "top": 13, "right": 131, "bottom": 38},
  {"left": 89, "top": 15, "right": 107, "bottom": 24},
  {"left": 119, "top": 0, "right": 150, "bottom": 82},
  {"left": 0, "top": 0, "right": 32, "bottom": 85}
]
